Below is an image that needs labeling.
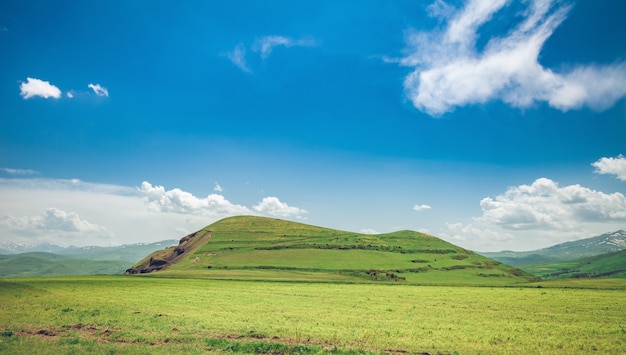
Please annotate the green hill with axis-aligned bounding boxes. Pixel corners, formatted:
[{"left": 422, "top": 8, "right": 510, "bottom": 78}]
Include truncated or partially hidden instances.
[
  {"left": 127, "top": 215, "right": 537, "bottom": 285},
  {"left": 0, "top": 252, "right": 130, "bottom": 277},
  {"left": 525, "top": 249, "right": 626, "bottom": 279},
  {"left": 480, "top": 230, "right": 626, "bottom": 267},
  {"left": 0, "top": 240, "right": 177, "bottom": 278}
]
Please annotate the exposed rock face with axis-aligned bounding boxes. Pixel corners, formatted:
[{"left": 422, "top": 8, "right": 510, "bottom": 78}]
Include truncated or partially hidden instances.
[{"left": 125, "top": 230, "right": 211, "bottom": 274}]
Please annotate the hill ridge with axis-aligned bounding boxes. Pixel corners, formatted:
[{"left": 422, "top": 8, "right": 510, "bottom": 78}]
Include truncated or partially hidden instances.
[
  {"left": 126, "top": 216, "right": 537, "bottom": 285},
  {"left": 480, "top": 229, "right": 626, "bottom": 267}
]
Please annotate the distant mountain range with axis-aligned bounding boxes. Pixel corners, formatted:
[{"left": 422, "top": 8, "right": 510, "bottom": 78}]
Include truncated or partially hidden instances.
[
  {"left": 523, "top": 249, "right": 626, "bottom": 279},
  {"left": 479, "top": 230, "right": 626, "bottom": 267},
  {"left": 0, "top": 239, "right": 178, "bottom": 278}
]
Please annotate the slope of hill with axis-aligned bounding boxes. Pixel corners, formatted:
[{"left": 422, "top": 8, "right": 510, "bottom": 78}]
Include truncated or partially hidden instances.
[
  {"left": 0, "top": 240, "right": 177, "bottom": 278},
  {"left": 480, "top": 230, "right": 626, "bottom": 267},
  {"left": 127, "top": 216, "right": 538, "bottom": 285},
  {"left": 0, "top": 252, "right": 130, "bottom": 277},
  {"left": 524, "top": 249, "right": 626, "bottom": 279}
]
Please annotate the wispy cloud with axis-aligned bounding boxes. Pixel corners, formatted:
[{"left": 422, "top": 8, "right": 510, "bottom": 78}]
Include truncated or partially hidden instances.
[
  {"left": 413, "top": 204, "right": 432, "bottom": 211},
  {"left": 592, "top": 155, "right": 626, "bottom": 181},
  {"left": 227, "top": 35, "right": 316, "bottom": 72},
  {"left": 88, "top": 83, "right": 109, "bottom": 97},
  {"left": 253, "top": 35, "right": 316, "bottom": 60},
  {"left": 360, "top": 228, "right": 379, "bottom": 235},
  {"left": 226, "top": 43, "right": 252, "bottom": 73},
  {"left": 213, "top": 182, "right": 223, "bottom": 192},
  {"left": 398, "top": 0, "right": 626, "bottom": 115},
  {"left": 443, "top": 222, "right": 513, "bottom": 243},
  {"left": 19, "top": 77, "right": 62, "bottom": 99},
  {"left": 1, "top": 168, "right": 39, "bottom": 176}
]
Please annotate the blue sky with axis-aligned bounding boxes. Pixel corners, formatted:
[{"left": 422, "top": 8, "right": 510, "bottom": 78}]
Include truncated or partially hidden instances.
[{"left": 1, "top": 0, "right": 625, "bottom": 251}]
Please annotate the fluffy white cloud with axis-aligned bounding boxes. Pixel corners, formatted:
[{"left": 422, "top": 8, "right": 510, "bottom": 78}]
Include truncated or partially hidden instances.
[
  {"left": 2, "top": 208, "right": 109, "bottom": 238},
  {"left": 214, "top": 182, "right": 223, "bottom": 192},
  {"left": 252, "top": 196, "right": 308, "bottom": 218},
  {"left": 88, "top": 83, "right": 109, "bottom": 97},
  {"left": 139, "top": 181, "right": 251, "bottom": 215},
  {"left": 15, "top": 208, "right": 105, "bottom": 232},
  {"left": 253, "top": 35, "right": 316, "bottom": 60},
  {"left": 593, "top": 155, "right": 626, "bottom": 182},
  {"left": 139, "top": 182, "right": 308, "bottom": 219},
  {"left": 19, "top": 77, "right": 62, "bottom": 99},
  {"left": 479, "top": 178, "right": 626, "bottom": 231},
  {"left": 398, "top": 0, "right": 626, "bottom": 115},
  {"left": 413, "top": 204, "right": 432, "bottom": 211},
  {"left": 0, "top": 178, "right": 223, "bottom": 246},
  {"left": 227, "top": 43, "right": 252, "bottom": 73}
]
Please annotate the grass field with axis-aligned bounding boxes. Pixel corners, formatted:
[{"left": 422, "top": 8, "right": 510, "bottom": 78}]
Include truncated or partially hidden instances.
[{"left": 2, "top": 276, "right": 626, "bottom": 354}]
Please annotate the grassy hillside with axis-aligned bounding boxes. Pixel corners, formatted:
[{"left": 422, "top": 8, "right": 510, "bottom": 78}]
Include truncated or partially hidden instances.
[
  {"left": 525, "top": 249, "right": 626, "bottom": 279},
  {"left": 0, "top": 253, "right": 130, "bottom": 277},
  {"left": 130, "top": 216, "right": 537, "bottom": 285},
  {"left": 0, "top": 240, "right": 177, "bottom": 278},
  {"left": 480, "top": 230, "right": 626, "bottom": 267}
]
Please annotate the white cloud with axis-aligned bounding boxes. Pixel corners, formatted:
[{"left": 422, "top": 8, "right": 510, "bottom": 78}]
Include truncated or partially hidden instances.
[
  {"left": 413, "top": 204, "right": 432, "bottom": 211},
  {"left": 479, "top": 178, "right": 626, "bottom": 231},
  {"left": 214, "top": 182, "right": 223, "bottom": 192},
  {"left": 443, "top": 222, "right": 513, "bottom": 243},
  {"left": 1, "top": 168, "right": 38, "bottom": 176},
  {"left": 593, "top": 155, "right": 626, "bottom": 182},
  {"left": 253, "top": 35, "right": 316, "bottom": 60},
  {"left": 67, "top": 92, "right": 74, "bottom": 98},
  {"left": 227, "top": 43, "right": 252, "bottom": 73},
  {"left": 19, "top": 77, "right": 62, "bottom": 99},
  {"left": 227, "top": 35, "right": 316, "bottom": 72},
  {"left": 0, "top": 178, "right": 215, "bottom": 246},
  {"left": 139, "top": 181, "right": 251, "bottom": 216},
  {"left": 360, "top": 228, "right": 379, "bottom": 235},
  {"left": 399, "top": 0, "right": 626, "bottom": 115},
  {"left": 1, "top": 208, "right": 110, "bottom": 245},
  {"left": 252, "top": 196, "right": 307, "bottom": 218},
  {"left": 88, "top": 83, "right": 109, "bottom": 97},
  {"left": 2, "top": 208, "right": 107, "bottom": 233}
]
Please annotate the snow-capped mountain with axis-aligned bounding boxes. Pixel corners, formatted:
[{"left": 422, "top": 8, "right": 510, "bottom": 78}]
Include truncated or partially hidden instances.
[{"left": 480, "top": 230, "right": 626, "bottom": 266}]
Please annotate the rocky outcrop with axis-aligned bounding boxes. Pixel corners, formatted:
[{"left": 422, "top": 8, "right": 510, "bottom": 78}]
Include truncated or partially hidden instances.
[{"left": 125, "top": 230, "right": 212, "bottom": 274}]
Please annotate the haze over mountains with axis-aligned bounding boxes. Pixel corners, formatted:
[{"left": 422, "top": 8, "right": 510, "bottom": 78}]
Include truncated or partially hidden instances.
[{"left": 0, "top": 240, "right": 177, "bottom": 278}]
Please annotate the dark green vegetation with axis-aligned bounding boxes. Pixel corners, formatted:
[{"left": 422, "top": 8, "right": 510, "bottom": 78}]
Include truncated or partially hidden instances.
[
  {"left": 2, "top": 276, "right": 625, "bottom": 354},
  {"left": 480, "top": 230, "right": 626, "bottom": 267},
  {"left": 127, "top": 216, "right": 537, "bottom": 285},
  {"left": 0, "top": 240, "right": 177, "bottom": 278}
]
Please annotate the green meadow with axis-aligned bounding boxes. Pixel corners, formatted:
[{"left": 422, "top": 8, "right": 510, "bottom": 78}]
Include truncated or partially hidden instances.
[
  {"left": 3, "top": 217, "right": 626, "bottom": 354},
  {"left": 2, "top": 276, "right": 626, "bottom": 354}
]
